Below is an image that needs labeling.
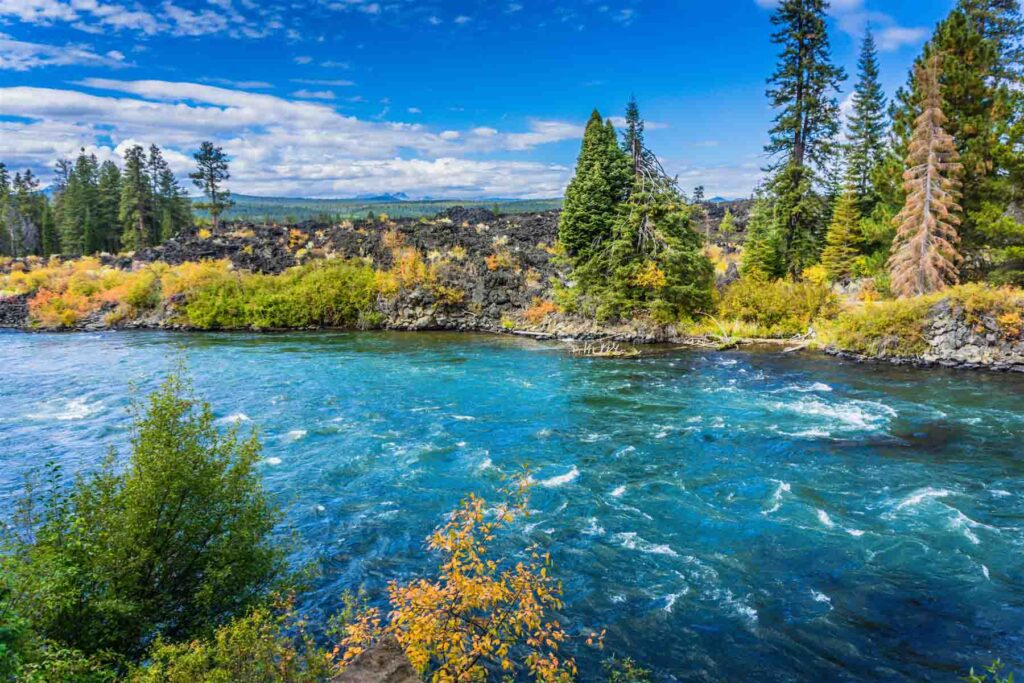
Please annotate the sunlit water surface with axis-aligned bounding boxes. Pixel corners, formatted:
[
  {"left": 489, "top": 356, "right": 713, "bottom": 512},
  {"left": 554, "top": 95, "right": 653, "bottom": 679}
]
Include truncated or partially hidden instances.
[{"left": 1, "top": 330, "right": 1022, "bottom": 681}]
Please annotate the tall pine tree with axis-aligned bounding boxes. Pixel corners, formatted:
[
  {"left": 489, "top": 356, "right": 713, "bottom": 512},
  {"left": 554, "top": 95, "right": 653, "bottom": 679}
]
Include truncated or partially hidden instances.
[
  {"left": 889, "top": 56, "right": 964, "bottom": 298},
  {"left": 763, "top": 0, "right": 846, "bottom": 277},
  {"left": 559, "top": 110, "right": 631, "bottom": 260},
  {"left": 120, "top": 145, "right": 153, "bottom": 251},
  {"left": 96, "top": 161, "right": 122, "bottom": 253},
  {"left": 0, "top": 163, "right": 11, "bottom": 257},
  {"left": 845, "top": 28, "right": 887, "bottom": 216},
  {"left": 148, "top": 145, "right": 191, "bottom": 242},
  {"left": 190, "top": 142, "right": 234, "bottom": 230}
]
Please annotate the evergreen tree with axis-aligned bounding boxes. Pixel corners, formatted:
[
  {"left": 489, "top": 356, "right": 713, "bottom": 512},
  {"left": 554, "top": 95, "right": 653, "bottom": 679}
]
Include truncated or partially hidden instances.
[
  {"left": 97, "top": 160, "right": 122, "bottom": 253},
  {"left": 120, "top": 145, "right": 153, "bottom": 251},
  {"left": 820, "top": 188, "right": 861, "bottom": 282},
  {"left": 0, "top": 163, "right": 11, "bottom": 257},
  {"left": 190, "top": 142, "right": 234, "bottom": 229},
  {"left": 10, "top": 171, "right": 43, "bottom": 256},
  {"left": 845, "top": 29, "right": 888, "bottom": 215},
  {"left": 763, "top": 0, "right": 846, "bottom": 276},
  {"left": 719, "top": 209, "right": 737, "bottom": 241},
  {"left": 40, "top": 201, "right": 59, "bottom": 256},
  {"left": 621, "top": 95, "right": 652, "bottom": 177},
  {"left": 559, "top": 110, "right": 631, "bottom": 259},
  {"left": 742, "top": 194, "right": 785, "bottom": 277},
  {"left": 156, "top": 168, "right": 191, "bottom": 242},
  {"left": 958, "top": 0, "right": 1024, "bottom": 85},
  {"left": 692, "top": 186, "right": 710, "bottom": 241},
  {"left": 147, "top": 145, "right": 190, "bottom": 244},
  {"left": 49, "top": 158, "right": 72, "bottom": 248},
  {"left": 58, "top": 150, "right": 100, "bottom": 255},
  {"left": 889, "top": 56, "right": 964, "bottom": 298}
]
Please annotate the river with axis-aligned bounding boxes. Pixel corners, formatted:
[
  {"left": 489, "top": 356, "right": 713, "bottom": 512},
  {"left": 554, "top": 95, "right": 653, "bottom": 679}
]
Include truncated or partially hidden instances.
[{"left": 1, "top": 330, "right": 1022, "bottom": 681}]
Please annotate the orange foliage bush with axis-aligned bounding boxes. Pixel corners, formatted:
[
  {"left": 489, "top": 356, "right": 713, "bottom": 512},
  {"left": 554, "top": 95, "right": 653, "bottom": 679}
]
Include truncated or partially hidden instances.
[
  {"left": 523, "top": 297, "right": 559, "bottom": 324},
  {"left": 336, "top": 477, "right": 578, "bottom": 682}
]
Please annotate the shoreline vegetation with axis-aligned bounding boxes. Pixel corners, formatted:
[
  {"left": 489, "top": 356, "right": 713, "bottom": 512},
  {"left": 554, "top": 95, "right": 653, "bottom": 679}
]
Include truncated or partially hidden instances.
[{"left": 1, "top": 219, "right": 1022, "bottom": 371}]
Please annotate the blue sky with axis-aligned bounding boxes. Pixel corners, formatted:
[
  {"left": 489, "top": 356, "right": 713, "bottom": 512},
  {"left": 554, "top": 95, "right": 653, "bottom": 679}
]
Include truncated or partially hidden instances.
[{"left": 0, "top": 0, "right": 959, "bottom": 199}]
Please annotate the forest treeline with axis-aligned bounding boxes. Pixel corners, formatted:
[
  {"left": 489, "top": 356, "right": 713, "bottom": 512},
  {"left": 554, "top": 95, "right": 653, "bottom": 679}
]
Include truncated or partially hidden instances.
[
  {"left": 558, "top": 0, "right": 1024, "bottom": 319},
  {"left": 0, "top": 142, "right": 232, "bottom": 258}
]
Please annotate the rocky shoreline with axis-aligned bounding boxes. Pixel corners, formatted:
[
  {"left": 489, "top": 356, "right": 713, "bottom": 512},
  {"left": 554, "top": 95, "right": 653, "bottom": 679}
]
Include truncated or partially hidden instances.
[
  {"left": 824, "top": 297, "right": 1024, "bottom": 373},
  {"left": 2, "top": 206, "right": 1023, "bottom": 373}
]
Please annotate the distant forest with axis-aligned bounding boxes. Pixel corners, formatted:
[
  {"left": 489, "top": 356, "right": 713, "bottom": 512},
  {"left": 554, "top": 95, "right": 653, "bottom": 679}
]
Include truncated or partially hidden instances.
[{"left": 199, "top": 195, "right": 563, "bottom": 222}]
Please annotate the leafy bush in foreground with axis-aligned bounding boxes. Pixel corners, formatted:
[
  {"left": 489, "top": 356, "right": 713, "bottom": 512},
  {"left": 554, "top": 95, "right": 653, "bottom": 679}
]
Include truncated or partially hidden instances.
[
  {"left": 338, "top": 476, "right": 580, "bottom": 682},
  {"left": 2, "top": 373, "right": 284, "bottom": 670},
  {"left": 130, "top": 601, "right": 333, "bottom": 683}
]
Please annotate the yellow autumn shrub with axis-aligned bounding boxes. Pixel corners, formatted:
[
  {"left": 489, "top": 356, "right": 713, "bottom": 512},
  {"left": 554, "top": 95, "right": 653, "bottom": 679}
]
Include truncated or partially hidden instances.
[{"left": 337, "top": 477, "right": 579, "bottom": 683}]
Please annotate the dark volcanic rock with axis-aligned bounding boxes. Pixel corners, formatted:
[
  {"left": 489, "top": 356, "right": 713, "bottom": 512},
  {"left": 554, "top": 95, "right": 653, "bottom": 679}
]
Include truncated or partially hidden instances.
[{"left": 0, "top": 294, "right": 29, "bottom": 328}]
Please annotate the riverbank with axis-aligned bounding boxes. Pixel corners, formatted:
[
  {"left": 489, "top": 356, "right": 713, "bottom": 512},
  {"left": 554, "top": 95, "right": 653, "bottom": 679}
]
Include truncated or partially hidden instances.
[{"left": 2, "top": 209, "right": 1022, "bottom": 373}]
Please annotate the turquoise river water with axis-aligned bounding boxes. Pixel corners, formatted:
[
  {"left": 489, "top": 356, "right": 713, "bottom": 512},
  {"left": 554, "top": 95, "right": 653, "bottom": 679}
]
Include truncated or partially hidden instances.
[{"left": 0, "top": 330, "right": 1022, "bottom": 681}]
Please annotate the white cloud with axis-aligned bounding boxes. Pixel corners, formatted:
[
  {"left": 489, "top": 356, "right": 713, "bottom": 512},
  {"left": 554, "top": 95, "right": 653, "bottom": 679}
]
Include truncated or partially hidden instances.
[
  {"left": 202, "top": 77, "right": 273, "bottom": 89},
  {"left": 503, "top": 120, "right": 583, "bottom": 150},
  {"left": 0, "top": 33, "right": 128, "bottom": 70},
  {"left": 292, "top": 78, "right": 355, "bottom": 86},
  {"left": 453, "top": 15, "right": 471, "bottom": 24},
  {"left": 292, "top": 89, "right": 335, "bottom": 100},
  {"left": 161, "top": 1, "right": 229, "bottom": 36},
  {"left": 0, "top": 79, "right": 580, "bottom": 198},
  {"left": 407, "top": 107, "right": 421, "bottom": 114},
  {"left": 0, "top": 0, "right": 279, "bottom": 38},
  {"left": 669, "top": 160, "right": 765, "bottom": 199},
  {"left": 876, "top": 26, "right": 929, "bottom": 51}
]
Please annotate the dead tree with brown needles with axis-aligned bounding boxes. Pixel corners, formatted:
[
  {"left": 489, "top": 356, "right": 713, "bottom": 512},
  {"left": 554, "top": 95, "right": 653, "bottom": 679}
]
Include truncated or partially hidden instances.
[{"left": 888, "top": 54, "right": 964, "bottom": 298}]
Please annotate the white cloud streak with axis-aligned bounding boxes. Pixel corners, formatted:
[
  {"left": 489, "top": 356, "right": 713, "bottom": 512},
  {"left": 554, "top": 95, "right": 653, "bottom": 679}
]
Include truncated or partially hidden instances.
[{"left": 0, "top": 32, "right": 127, "bottom": 70}]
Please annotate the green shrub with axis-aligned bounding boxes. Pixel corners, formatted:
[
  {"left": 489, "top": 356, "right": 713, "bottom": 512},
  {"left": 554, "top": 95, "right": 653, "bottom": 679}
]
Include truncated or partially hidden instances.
[
  {"left": 130, "top": 603, "right": 333, "bottom": 683},
  {"left": 184, "top": 259, "right": 380, "bottom": 330},
  {"left": 603, "top": 656, "right": 653, "bottom": 683},
  {"left": 710, "top": 274, "right": 838, "bottom": 337},
  {"left": 3, "top": 373, "right": 284, "bottom": 662}
]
